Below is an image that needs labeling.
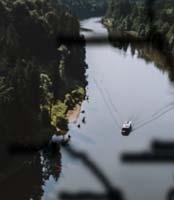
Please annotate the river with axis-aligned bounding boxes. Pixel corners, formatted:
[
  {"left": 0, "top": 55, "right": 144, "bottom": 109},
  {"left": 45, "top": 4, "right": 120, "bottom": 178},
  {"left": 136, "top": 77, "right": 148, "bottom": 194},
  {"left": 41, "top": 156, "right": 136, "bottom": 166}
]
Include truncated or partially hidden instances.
[
  {"left": 51, "top": 18, "right": 174, "bottom": 200},
  {"left": 1, "top": 17, "right": 174, "bottom": 200}
]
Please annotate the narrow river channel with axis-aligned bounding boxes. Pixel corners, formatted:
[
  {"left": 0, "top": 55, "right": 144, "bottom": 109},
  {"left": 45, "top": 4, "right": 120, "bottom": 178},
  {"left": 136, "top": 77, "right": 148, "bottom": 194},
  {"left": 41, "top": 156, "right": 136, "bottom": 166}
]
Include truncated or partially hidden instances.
[{"left": 41, "top": 17, "right": 174, "bottom": 200}]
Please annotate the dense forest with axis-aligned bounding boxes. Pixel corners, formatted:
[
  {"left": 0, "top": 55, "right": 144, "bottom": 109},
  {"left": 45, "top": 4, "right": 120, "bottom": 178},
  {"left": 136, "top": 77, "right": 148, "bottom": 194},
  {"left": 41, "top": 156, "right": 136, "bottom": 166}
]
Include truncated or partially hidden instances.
[
  {"left": 0, "top": 0, "right": 87, "bottom": 147},
  {"left": 104, "top": 0, "right": 174, "bottom": 55},
  {"left": 60, "top": 0, "right": 107, "bottom": 19}
]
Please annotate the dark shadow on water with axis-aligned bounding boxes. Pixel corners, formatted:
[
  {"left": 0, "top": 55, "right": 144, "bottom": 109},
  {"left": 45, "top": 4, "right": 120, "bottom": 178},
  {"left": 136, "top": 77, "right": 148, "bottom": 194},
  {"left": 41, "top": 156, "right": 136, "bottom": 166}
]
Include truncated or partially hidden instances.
[
  {"left": 1, "top": 142, "right": 124, "bottom": 200},
  {"left": 2, "top": 140, "right": 174, "bottom": 200},
  {"left": 121, "top": 140, "right": 174, "bottom": 200},
  {"left": 58, "top": 35, "right": 109, "bottom": 45},
  {"left": 59, "top": 145, "right": 124, "bottom": 200},
  {"left": 121, "top": 140, "right": 174, "bottom": 163},
  {"left": 0, "top": 142, "right": 62, "bottom": 200},
  {"left": 167, "top": 188, "right": 174, "bottom": 200}
]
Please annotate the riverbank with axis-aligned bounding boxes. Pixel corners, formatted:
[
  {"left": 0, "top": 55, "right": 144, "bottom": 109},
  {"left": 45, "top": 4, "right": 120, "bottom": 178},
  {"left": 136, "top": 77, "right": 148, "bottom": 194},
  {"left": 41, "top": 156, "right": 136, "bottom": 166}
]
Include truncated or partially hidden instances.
[
  {"left": 102, "top": 17, "right": 174, "bottom": 68},
  {"left": 102, "top": 18, "right": 143, "bottom": 42},
  {"left": 0, "top": 0, "right": 87, "bottom": 147},
  {"left": 67, "top": 103, "right": 82, "bottom": 123},
  {"left": 50, "top": 86, "right": 85, "bottom": 135},
  {"left": 104, "top": 0, "right": 174, "bottom": 56}
]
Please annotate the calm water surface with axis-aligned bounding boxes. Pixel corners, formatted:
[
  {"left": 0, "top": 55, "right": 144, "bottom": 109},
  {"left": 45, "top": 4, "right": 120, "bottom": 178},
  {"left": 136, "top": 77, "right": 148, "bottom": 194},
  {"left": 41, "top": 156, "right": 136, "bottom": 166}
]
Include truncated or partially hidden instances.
[
  {"left": 1, "top": 17, "right": 174, "bottom": 200},
  {"left": 42, "top": 18, "right": 174, "bottom": 200}
]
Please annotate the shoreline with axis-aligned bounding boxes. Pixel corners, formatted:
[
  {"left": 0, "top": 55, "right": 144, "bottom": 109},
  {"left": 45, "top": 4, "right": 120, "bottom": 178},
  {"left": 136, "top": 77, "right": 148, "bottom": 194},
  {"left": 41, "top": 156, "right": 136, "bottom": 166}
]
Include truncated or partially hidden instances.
[
  {"left": 55, "top": 103, "right": 82, "bottom": 136},
  {"left": 66, "top": 103, "right": 82, "bottom": 124},
  {"left": 102, "top": 18, "right": 174, "bottom": 59},
  {"left": 102, "top": 18, "right": 145, "bottom": 42}
]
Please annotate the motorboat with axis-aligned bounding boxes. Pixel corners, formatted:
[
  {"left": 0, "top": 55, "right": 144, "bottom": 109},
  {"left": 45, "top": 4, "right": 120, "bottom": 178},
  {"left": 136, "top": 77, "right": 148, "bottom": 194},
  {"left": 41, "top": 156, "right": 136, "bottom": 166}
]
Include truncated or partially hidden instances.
[{"left": 121, "top": 121, "right": 132, "bottom": 136}]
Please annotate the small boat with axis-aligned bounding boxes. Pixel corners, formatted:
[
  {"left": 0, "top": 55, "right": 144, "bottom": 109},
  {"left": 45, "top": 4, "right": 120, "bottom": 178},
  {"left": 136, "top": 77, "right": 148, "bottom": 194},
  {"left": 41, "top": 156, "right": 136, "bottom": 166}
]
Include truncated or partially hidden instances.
[{"left": 121, "top": 121, "right": 132, "bottom": 136}]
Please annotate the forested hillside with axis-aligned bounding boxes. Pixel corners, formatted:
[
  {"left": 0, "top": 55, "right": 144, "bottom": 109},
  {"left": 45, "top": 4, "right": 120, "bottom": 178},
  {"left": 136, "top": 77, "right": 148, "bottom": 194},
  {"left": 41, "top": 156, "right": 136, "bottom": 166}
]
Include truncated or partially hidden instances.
[
  {"left": 104, "top": 0, "right": 174, "bottom": 55},
  {"left": 0, "top": 0, "right": 87, "bottom": 146},
  {"left": 60, "top": 0, "right": 107, "bottom": 19}
]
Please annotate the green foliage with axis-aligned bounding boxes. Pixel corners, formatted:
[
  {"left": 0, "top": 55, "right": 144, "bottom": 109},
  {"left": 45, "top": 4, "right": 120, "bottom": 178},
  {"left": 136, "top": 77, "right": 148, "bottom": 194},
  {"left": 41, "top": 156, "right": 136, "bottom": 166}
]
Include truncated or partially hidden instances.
[
  {"left": 51, "top": 101, "right": 68, "bottom": 128},
  {"left": 0, "top": 0, "right": 81, "bottom": 60},
  {"left": 0, "top": 77, "right": 14, "bottom": 104},
  {"left": 0, "top": 0, "right": 87, "bottom": 145},
  {"left": 40, "top": 73, "right": 53, "bottom": 106},
  {"left": 105, "top": 0, "right": 174, "bottom": 53},
  {"left": 60, "top": 0, "right": 107, "bottom": 19},
  {"left": 56, "top": 116, "right": 68, "bottom": 131},
  {"left": 0, "top": 59, "right": 42, "bottom": 144},
  {"left": 64, "top": 86, "right": 85, "bottom": 109}
]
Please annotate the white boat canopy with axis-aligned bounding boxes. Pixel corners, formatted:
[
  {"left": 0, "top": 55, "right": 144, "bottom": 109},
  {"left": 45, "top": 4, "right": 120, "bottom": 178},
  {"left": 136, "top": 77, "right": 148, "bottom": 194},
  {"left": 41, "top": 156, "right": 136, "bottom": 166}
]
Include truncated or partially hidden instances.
[{"left": 122, "top": 121, "right": 132, "bottom": 128}]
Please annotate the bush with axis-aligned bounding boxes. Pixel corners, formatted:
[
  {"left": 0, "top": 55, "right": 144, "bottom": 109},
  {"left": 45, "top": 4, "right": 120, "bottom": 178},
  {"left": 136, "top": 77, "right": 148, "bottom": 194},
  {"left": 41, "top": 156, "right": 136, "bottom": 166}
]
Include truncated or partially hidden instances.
[{"left": 56, "top": 116, "right": 68, "bottom": 131}]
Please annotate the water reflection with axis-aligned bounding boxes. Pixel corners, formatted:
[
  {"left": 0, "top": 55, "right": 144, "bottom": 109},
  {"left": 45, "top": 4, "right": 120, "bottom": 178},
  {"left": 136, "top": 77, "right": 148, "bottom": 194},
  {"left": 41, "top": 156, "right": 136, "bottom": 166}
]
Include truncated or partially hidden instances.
[
  {"left": 0, "top": 144, "right": 61, "bottom": 200},
  {"left": 109, "top": 40, "right": 174, "bottom": 82},
  {"left": 42, "top": 144, "right": 61, "bottom": 182}
]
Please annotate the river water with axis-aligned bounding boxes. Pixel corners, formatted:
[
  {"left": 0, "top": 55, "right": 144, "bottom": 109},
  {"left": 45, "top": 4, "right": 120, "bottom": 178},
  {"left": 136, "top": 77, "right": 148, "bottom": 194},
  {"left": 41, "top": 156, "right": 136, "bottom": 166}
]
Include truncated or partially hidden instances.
[
  {"left": 1, "top": 17, "right": 174, "bottom": 200},
  {"left": 50, "top": 18, "right": 174, "bottom": 200}
]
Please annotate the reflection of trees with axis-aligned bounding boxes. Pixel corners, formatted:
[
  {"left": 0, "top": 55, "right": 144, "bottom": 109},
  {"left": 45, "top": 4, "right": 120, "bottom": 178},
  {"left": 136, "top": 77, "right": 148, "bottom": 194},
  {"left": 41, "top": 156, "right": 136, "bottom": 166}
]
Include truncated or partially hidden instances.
[
  {"left": 41, "top": 145, "right": 62, "bottom": 182},
  {"left": 110, "top": 39, "right": 174, "bottom": 82},
  {"left": 0, "top": 145, "right": 62, "bottom": 200},
  {"left": 107, "top": 0, "right": 174, "bottom": 82}
]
